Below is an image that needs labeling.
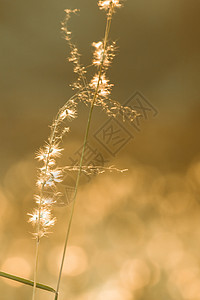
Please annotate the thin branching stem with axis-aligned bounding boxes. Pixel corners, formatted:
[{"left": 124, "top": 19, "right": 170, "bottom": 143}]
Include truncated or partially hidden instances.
[
  {"left": 54, "top": 4, "right": 114, "bottom": 300},
  {"left": 31, "top": 123, "right": 59, "bottom": 300},
  {"left": 31, "top": 92, "right": 81, "bottom": 300}
]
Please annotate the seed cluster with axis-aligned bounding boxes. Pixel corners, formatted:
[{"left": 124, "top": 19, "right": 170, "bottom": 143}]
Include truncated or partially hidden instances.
[{"left": 28, "top": 0, "right": 137, "bottom": 240}]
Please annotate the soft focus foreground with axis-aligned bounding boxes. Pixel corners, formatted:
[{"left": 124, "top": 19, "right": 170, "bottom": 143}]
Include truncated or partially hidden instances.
[{"left": 1, "top": 0, "right": 200, "bottom": 299}]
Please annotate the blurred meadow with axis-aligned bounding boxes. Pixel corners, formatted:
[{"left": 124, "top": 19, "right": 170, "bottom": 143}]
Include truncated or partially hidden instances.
[{"left": 1, "top": 0, "right": 200, "bottom": 299}]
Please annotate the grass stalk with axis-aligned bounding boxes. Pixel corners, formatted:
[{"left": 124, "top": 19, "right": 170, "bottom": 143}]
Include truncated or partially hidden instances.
[
  {"left": 54, "top": 4, "right": 114, "bottom": 300},
  {"left": 31, "top": 93, "right": 80, "bottom": 300},
  {"left": 32, "top": 239, "right": 40, "bottom": 300}
]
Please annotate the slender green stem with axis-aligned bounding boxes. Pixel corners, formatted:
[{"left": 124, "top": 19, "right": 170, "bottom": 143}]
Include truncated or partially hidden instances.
[
  {"left": 0, "top": 271, "right": 57, "bottom": 294},
  {"left": 54, "top": 4, "right": 114, "bottom": 300}
]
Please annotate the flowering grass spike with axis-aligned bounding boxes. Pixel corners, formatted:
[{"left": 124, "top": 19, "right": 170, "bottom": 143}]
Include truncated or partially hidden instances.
[
  {"left": 28, "top": 2, "right": 138, "bottom": 300},
  {"left": 98, "top": 0, "right": 123, "bottom": 12}
]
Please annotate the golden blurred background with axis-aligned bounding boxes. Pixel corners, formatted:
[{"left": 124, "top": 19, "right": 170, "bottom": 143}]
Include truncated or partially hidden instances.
[{"left": 1, "top": 0, "right": 200, "bottom": 299}]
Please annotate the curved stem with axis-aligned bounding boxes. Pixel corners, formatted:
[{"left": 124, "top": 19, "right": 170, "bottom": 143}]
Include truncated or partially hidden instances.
[
  {"left": 31, "top": 91, "right": 81, "bottom": 300},
  {"left": 54, "top": 4, "right": 114, "bottom": 300}
]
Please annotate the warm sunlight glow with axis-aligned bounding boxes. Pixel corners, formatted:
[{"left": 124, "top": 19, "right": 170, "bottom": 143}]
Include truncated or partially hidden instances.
[{"left": 1, "top": 257, "right": 31, "bottom": 287}]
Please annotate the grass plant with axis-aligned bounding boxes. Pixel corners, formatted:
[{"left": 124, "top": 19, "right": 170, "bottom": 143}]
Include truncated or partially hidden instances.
[{"left": 0, "top": 1, "right": 137, "bottom": 299}]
